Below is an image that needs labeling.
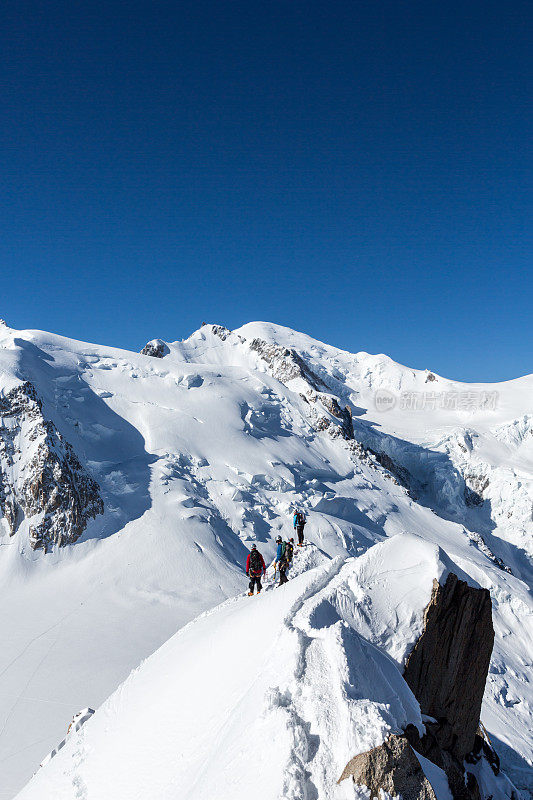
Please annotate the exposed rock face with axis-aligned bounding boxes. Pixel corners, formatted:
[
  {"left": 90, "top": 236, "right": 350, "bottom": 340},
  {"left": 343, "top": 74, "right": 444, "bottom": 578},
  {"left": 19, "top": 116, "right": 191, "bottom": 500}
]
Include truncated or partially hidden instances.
[
  {"left": 340, "top": 573, "right": 500, "bottom": 800},
  {"left": 464, "top": 529, "right": 512, "bottom": 574},
  {"left": 246, "top": 336, "right": 417, "bottom": 490},
  {"left": 140, "top": 339, "right": 169, "bottom": 358},
  {"left": 404, "top": 723, "right": 475, "bottom": 800},
  {"left": 249, "top": 336, "right": 363, "bottom": 445},
  {"left": 403, "top": 573, "right": 494, "bottom": 761},
  {"left": 370, "top": 448, "right": 412, "bottom": 490},
  {"left": 249, "top": 337, "right": 327, "bottom": 391},
  {"left": 210, "top": 324, "right": 232, "bottom": 341},
  {"left": 338, "top": 734, "right": 437, "bottom": 800},
  {"left": 318, "top": 394, "right": 354, "bottom": 440},
  {"left": 309, "top": 392, "right": 355, "bottom": 441},
  {"left": 0, "top": 382, "right": 104, "bottom": 549}
]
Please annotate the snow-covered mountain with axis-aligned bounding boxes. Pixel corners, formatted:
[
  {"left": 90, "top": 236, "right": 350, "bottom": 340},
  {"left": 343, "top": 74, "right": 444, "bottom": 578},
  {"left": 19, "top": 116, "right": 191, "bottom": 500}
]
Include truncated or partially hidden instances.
[{"left": 0, "top": 320, "right": 531, "bottom": 800}]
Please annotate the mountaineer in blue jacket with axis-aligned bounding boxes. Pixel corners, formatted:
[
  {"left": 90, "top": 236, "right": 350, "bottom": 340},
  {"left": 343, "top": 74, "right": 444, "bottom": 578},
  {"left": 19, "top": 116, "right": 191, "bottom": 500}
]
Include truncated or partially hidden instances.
[{"left": 274, "top": 536, "right": 289, "bottom": 586}]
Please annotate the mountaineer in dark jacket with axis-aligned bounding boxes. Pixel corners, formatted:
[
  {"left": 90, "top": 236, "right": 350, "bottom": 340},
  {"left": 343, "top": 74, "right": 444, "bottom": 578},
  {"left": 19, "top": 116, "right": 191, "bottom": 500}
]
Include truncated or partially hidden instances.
[
  {"left": 293, "top": 509, "right": 306, "bottom": 546},
  {"left": 286, "top": 538, "right": 294, "bottom": 565},
  {"left": 246, "top": 544, "right": 266, "bottom": 595},
  {"left": 274, "top": 536, "right": 289, "bottom": 586}
]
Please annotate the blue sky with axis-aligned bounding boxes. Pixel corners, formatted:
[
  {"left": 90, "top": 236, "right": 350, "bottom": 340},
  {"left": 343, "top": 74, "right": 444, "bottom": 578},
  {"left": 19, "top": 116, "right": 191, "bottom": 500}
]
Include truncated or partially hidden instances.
[{"left": 1, "top": 1, "right": 530, "bottom": 382}]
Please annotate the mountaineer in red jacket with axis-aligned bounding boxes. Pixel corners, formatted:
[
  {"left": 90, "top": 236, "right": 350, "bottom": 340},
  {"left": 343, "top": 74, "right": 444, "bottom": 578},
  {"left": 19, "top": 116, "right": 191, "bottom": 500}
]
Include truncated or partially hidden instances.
[{"left": 246, "top": 544, "right": 266, "bottom": 596}]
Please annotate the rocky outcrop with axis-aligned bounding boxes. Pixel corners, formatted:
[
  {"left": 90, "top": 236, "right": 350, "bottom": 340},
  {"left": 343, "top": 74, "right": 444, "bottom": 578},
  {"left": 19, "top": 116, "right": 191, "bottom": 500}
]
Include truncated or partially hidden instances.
[
  {"left": 309, "top": 393, "right": 355, "bottom": 441},
  {"left": 338, "top": 734, "right": 437, "bottom": 800},
  {"left": 140, "top": 339, "right": 169, "bottom": 358},
  {"left": 317, "top": 394, "right": 354, "bottom": 440},
  {"left": 247, "top": 336, "right": 418, "bottom": 491},
  {"left": 403, "top": 573, "right": 494, "bottom": 761},
  {"left": 210, "top": 324, "right": 232, "bottom": 341},
  {"left": 370, "top": 448, "right": 412, "bottom": 490},
  {"left": 249, "top": 337, "right": 327, "bottom": 391},
  {"left": 249, "top": 337, "right": 364, "bottom": 444},
  {"left": 407, "top": 725, "right": 476, "bottom": 800},
  {"left": 0, "top": 382, "right": 104, "bottom": 550},
  {"left": 464, "top": 529, "right": 512, "bottom": 574},
  {"left": 399, "top": 574, "right": 519, "bottom": 800},
  {"left": 339, "top": 725, "right": 509, "bottom": 800},
  {"left": 339, "top": 573, "right": 500, "bottom": 800}
]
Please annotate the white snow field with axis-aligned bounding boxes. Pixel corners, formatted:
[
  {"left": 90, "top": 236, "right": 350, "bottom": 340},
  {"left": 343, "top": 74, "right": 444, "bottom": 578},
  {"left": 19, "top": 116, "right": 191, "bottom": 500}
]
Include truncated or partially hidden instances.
[{"left": 0, "top": 320, "right": 531, "bottom": 799}]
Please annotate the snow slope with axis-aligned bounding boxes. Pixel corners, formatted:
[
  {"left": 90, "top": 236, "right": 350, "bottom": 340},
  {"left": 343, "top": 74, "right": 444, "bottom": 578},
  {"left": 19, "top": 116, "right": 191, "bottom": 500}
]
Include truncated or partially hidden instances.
[
  {"left": 14, "top": 537, "right": 522, "bottom": 800},
  {"left": 0, "top": 320, "right": 532, "bottom": 798},
  {"left": 12, "top": 538, "right": 440, "bottom": 800}
]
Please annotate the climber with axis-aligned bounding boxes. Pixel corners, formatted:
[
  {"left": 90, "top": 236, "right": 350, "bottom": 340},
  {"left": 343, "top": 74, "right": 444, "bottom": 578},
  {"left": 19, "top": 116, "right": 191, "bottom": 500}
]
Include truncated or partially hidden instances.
[
  {"left": 286, "top": 537, "right": 295, "bottom": 565},
  {"left": 274, "top": 536, "right": 289, "bottom": 586},
  {"left": 293, "top": 508, "right": 306, "bottom": 546},
  {"left": 246, "top": 544, "right": 266, "bottom": 596}
]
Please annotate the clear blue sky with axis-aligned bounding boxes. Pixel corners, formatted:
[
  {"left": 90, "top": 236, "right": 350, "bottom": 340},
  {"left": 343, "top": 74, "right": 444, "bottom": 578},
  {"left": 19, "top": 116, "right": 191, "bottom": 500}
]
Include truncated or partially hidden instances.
[{"left": 1, "top": 1, "right": 531, "bottom": 382}]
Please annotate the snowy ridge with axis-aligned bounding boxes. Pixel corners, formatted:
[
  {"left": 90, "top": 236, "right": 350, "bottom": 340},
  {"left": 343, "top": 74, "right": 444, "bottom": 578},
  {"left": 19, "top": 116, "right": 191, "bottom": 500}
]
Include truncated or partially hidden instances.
[
  {"left": 13, "top": 540, "right": 429, "bottom": 800},
  {"left": 16, "top": 537, "right": 517, "bottom": 800},
  {"left": 0, "top": 321, "right": 531, "bottom": 799}
]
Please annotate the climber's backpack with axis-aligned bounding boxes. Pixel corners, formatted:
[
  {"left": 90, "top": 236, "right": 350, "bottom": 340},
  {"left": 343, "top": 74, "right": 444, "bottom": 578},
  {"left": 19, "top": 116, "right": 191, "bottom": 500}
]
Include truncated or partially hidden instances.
[{"left": 249, "top": 549, "right": 262, "bottom": 575}]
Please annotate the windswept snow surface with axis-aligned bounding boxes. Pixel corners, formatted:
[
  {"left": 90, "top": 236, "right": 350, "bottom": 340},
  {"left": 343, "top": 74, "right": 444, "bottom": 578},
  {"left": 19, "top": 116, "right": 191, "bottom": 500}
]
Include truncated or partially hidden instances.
[{"left": 0, "top": 321, "right": 532, "bottom": 799}]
